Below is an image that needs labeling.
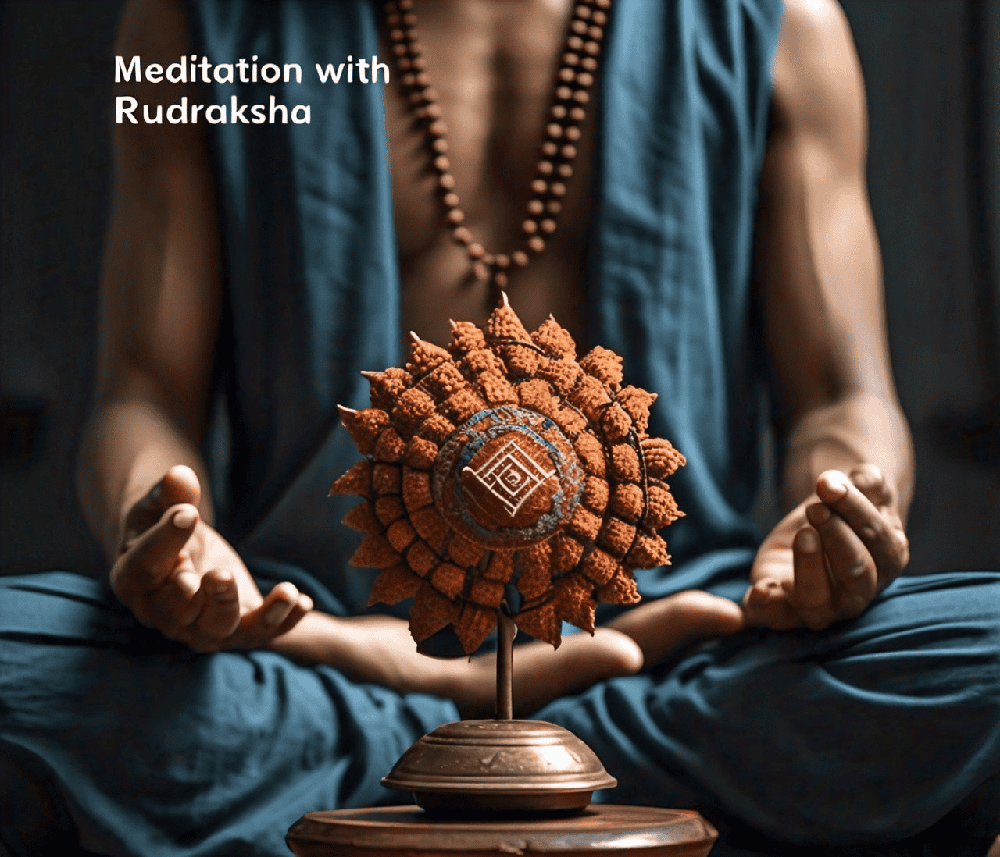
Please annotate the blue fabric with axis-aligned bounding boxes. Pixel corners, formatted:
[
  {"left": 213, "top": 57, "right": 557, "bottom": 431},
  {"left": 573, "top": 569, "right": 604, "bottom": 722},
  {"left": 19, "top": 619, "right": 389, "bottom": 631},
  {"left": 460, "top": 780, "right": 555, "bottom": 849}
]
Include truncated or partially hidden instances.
[
  {"left": 2, "top": 2, "right": 999, "bottom": 856},
  {"left": 185, "top": 0, "right": 780, "bottom": 620}
]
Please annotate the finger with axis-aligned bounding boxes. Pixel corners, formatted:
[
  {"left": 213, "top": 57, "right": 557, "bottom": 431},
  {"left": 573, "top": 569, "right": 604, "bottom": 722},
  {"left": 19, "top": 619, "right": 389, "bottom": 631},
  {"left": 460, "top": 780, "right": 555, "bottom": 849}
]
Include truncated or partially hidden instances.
[
  {"left": 188, "top": 570, "right": 241, "bottom": 643},
  {"left": 113, "top": 504, "right": 200, "bottom": 599},
  {"left": 271, "top": 593, "right": 313, "bottom": 637},
  {"left": 848, "top": 464, "right": 893, "bottom": 508},
  {"left": 806, "top": 500, "right": 877, "bottom": 618},
  {"left": 741, "top": 579, "right": 799, "bottom": 630},
  {"left": 240, "top": 582, "right": 304, "bottom": 644},
  {"left": 815, "top": 470, "right": 909, "bottom": 580},
  {"left": 789, "top": 527, "right": 835, "bottom": 629},
  {"left": 150, "top": 554, "right": 206, "bottom": 630}
]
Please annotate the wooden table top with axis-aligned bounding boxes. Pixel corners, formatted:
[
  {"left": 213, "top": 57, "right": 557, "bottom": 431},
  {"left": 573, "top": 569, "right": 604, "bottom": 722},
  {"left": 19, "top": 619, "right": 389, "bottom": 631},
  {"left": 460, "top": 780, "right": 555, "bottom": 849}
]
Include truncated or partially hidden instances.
[{"left": 286, "top": 804, "right": 718, "bottom": 857}]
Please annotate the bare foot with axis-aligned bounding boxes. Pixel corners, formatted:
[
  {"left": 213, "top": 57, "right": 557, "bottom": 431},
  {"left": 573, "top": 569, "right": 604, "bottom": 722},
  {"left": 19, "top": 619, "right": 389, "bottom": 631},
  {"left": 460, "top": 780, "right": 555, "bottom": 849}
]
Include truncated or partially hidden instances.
[{"left": 608, "top": 590, "right": 745, "bottom": 667}]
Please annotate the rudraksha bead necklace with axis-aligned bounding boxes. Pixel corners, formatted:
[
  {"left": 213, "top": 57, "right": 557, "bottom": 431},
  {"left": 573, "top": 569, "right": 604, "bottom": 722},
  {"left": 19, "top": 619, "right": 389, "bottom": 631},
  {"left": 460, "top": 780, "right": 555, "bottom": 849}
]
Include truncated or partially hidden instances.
[{"left": 382, "top": 0, "right": 612, "bottom": 304}]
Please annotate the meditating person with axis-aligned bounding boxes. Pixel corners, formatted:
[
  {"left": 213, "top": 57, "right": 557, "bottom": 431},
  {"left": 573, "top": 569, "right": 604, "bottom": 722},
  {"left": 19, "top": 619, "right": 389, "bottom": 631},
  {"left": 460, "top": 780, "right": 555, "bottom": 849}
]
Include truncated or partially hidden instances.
[{"left": 1, "top": 0, "right": 997, "bottom": 855}]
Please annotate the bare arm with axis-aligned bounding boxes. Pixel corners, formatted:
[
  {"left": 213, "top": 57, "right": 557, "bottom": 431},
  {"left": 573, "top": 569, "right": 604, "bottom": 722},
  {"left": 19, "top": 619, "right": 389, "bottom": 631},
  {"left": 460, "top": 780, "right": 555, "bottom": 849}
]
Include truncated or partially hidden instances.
[
  {"left": 78, "top": 0, "right": 222, "bottom": 553},
  {"left": 77, "top": 0, "right": 311, "bottom": 649},
  {"left": 744, "top": 0, "right": 913, "bottom": 629}
]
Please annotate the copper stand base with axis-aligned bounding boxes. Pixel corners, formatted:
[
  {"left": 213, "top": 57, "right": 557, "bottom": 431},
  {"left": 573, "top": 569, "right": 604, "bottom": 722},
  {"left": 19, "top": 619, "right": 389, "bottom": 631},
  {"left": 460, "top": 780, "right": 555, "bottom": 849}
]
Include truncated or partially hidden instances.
[
  {"left": 381, "top": 719, "right": 616, "bottom": 814},
  {"left": 286, "top": 805, "right": 718, "bottom": 857}
]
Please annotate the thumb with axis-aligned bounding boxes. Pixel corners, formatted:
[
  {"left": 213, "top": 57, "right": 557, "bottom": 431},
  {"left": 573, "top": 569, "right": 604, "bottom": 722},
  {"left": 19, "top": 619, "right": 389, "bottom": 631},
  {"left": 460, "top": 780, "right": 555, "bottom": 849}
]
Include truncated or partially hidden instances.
[
  {"left": 157, "top": 464, "right": 202, "bottom": 509},
  {"left": 113, "top": 502, "right": 201, "bottom": 595},
  {"left": 121, "top": 465, "right": 202, "bottom": 546}
]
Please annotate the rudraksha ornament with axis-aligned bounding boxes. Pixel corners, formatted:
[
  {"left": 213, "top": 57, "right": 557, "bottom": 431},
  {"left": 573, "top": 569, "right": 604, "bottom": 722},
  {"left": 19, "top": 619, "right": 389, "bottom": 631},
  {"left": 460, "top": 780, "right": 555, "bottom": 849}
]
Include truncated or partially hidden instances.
[{"left": 331, "top": 299, "right": 685, "bottom": 654}]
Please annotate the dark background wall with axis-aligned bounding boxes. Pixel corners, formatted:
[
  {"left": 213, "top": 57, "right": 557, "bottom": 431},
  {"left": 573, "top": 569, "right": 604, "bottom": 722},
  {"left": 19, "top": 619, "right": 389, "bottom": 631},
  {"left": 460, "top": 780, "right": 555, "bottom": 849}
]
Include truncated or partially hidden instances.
[{"left": 1, "top": 1, "right": 998, "bottom": 577}]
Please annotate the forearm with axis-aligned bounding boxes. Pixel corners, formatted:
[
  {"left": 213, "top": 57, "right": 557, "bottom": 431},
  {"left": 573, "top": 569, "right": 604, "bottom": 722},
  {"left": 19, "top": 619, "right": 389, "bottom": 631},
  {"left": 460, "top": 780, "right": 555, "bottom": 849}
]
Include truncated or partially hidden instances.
[
  {"left": 780, "top": 389, "right": 914, "bottom": 521},
  {"left": 77, "top": 392, "right": 214, "bottom": 560}
]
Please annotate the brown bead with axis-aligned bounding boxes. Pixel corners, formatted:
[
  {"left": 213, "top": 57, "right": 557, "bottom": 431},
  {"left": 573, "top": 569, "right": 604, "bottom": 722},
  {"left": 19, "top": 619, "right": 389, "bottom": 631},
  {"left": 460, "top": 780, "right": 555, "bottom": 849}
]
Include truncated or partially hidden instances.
[
  {"left": 452, "top": 226, "right": 472, "bottom": 245},
  {"left": 571, "top": 19, "right": 588, "bottom": 35},
  {"left": 384, "top": 11, "right": 400, "bottom": 26},
  {"left": 472, "top": 261, "right": 490, "bottom": 281},
  {"left": 446, "top": 208, "right": 465, "bottom": 225},
  {"left": 561, "top": 144, "right": 578, "bottom": 160},
  {"left": 522, "top": 219, "right": 539, "bottom": 235},
  {"left": 433, "top": 154, "right": 450, "bottom": 172},
  {"left": 568, "top": 35, "right": 584, "bottom": 51},
  {"left": 402, "top": 72, "right": 417, "bottom": 88},
  {"left": 546, "top": 199, "right": 563, "bottom": 215},
  {"left": 527, "top": 199, "right": 545, "bottom": 216},
  {"left": 563, "top": 51, "right": 580, "bottom": 66},
  {"left": 442, "top": 192, "right": 460, "bottom": 208},
  {"left": 390, "top": 29, "right": 406, "bottom": 44},
  {"left": 584, "top": 40, "right": 600, "bottom": 56},
  {"left": 540, "top": 218, "right": 557, "bottom": 234},
  {"left": 430, "top": 137, "right": 448, "bottom": 154},
  {"left": 397, "top": 0, "right": 413, "bottom": 10},
  {"left": 594, "top": 0, "right": 610, "bottom": 8},
  {"left": 531, "top": 178, "right": 548, "bottom": 195},
  {"left": 438, "top": 173, "right": 456, "bottom": 190},
  {"left": 468, "top": 242, "right": 486, "bottom": 260},
  {"left": 551, "top": 104, "right": 568, "bottom": 120},
  {"left": 423, "top": 103, "right": 442, "bottom": 119},
  {"left": 538, "top": 161, "right": 554, "bottom": 175},
  {"left": 570, "top": 106, "right": 586, "bottom": 122},
  {"left": 482, "top": 253, "right": 495, "bottom": 267},
  {"left": 402, "top": 11, "right": 417, "bottom": 26},
  {"left": 588, "top": 25, "right": 603, "bottom": 40},
  {"left": 582, "top": 56, "right": 598, "bottom": 71},
  {"left": 576, "top": 4, "right": 592, "bottom": 19},
  {"left": 559, "top": 67, "right": 575, "bottom": 83},
  {"left": 573, "top": 89, "right": 590, "bottom": 104},
  {"left": 592, "top": 10, "right": 608, "bottom": 25},
  {"left": 392, "top": 43, "right": 408, "bottom": 57},
  {"left": 493, "top": 271, "right": 509, "bottom": 291},
  {"left": 547, "top": 123, "right": 564, "bottom": 139},
  {"left": 576, "top": 72, "right": 594, "bottom": 88},
  {"left": 396, "top": 57, "right": 411, "bottom": 71},
  {"left": 423, "top": 87, "right": 439, "bottom": 102},
  {"left": 428, "top": 119, "right": 448, "bottom": 136},
  {"left": 494, "top": 254, "right": 510, "bottom": 270},
  {"left": 557, "top": 163, "right": 573, "bottom": 179},
  {"left": 414, "top": 71, "right": 430, "bottom": 88},
  {"left": 565, "top": 126, "right": 582, "bottom": 142},
  {"left": 551, "top": 182, "right": 567, "bottom": 197},
  {"left": 557, "top": 86, "right": 574, "bottom": 101},
  {"left": 512, "top": 250, "right": 530, "bottom": 268},
  {"left": 528, "top": 236, "right": 546, "bottom": 253},
  {"left": 541, "top": 141, "right": 559, "bottom": 158},
  {"left": 409, "top": 55, "right": 426, "bottom": 71}
]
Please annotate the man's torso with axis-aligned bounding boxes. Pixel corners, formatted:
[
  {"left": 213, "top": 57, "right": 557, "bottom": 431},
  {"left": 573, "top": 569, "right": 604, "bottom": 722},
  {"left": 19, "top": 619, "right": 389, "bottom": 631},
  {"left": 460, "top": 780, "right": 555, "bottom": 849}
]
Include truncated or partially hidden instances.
[{"left": 383, "top": 0, "right": 595, "bottom": 345}]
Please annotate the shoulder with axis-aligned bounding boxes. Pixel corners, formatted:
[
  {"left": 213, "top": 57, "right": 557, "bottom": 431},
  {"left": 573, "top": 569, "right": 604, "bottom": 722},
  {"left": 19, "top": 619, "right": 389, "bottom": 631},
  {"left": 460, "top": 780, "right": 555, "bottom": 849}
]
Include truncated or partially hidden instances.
[
  {"left": 116, "top": 0, "right": 192, "bottom": 62},
  {"left": 770, "top": 0, "right": 867, "bottom": 169}
]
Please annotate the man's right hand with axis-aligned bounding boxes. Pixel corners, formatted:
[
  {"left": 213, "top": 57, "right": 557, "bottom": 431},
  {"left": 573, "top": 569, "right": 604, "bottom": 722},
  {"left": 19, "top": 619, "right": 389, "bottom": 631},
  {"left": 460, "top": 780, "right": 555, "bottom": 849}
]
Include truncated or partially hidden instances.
[{"left": 112, "top": 465, "right": 312, "bottom": 652}]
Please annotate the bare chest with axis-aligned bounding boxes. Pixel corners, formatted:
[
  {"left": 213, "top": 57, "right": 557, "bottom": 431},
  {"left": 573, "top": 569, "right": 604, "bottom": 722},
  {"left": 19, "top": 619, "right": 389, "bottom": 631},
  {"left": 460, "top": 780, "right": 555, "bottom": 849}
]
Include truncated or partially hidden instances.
[{"left": 381, "top": 0, "right": 599, "bottom": 345}]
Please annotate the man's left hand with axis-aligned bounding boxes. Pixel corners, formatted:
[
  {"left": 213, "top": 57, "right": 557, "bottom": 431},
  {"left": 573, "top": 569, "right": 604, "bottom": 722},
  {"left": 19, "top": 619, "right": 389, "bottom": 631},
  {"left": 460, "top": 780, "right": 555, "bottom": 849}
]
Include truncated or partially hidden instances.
[{"left": 742, "top": 465, "right": 909, "bottom": 630}]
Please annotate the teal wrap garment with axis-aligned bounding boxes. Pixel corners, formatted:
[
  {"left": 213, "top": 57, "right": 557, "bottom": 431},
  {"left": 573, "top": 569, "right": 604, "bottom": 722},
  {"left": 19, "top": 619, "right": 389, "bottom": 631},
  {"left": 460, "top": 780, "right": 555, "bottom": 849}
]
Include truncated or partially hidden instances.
[{"left": 1, "top": 2, "right": 998, "bottom": 855}]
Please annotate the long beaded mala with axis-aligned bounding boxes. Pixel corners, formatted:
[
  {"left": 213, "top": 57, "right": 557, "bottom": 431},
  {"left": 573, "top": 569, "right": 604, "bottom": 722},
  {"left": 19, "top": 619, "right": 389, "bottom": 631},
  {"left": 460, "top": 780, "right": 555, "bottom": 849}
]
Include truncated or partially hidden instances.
[
  {"left": 382, "top": 0, "right": 612, "bottom": 304},
  {"left": 335, "top": 0, "right": 688, "bottom": 655}
]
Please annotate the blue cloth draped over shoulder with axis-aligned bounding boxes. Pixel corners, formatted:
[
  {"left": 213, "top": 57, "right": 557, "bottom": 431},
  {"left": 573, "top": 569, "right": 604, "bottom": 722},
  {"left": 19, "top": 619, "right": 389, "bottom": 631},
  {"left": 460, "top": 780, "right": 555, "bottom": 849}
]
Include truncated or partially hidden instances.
[{"left": 186, "top": 0, "right": 779, "bottom": 618}]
